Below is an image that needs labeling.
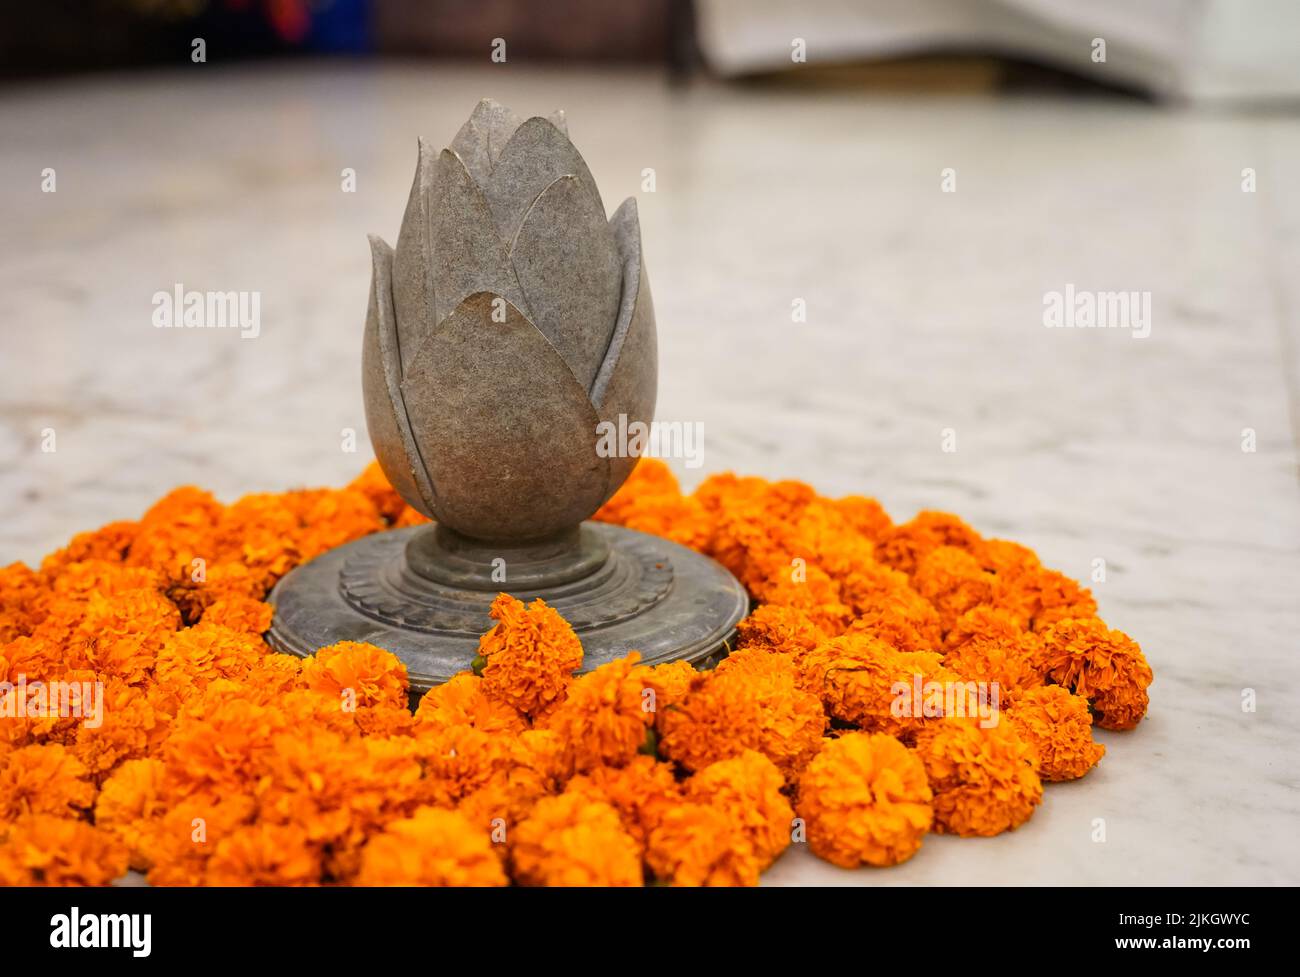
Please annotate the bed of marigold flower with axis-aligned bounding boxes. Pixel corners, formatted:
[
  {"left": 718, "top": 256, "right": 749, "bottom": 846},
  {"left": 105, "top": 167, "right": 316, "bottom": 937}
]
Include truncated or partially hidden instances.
[{"left": 0, "top": 458, "right": 1151, "bottom": 884}]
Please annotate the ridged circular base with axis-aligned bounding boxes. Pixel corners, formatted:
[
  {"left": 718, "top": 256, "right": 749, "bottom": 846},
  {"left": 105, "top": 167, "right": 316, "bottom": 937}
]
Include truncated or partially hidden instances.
[{"left": 266, "top": 522, "right": 748, "bottom": 696}]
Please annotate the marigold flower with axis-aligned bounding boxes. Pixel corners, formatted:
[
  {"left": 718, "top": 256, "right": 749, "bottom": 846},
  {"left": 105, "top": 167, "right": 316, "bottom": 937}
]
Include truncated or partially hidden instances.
[
  {"left": 912, "top": 546, "right": 998, "bottom": 634},
  {"left": 0, "top": 743, "right": 96, "bottom": 819},
  {"left": 660, "top": 649, "right": 825, "bottom": 780},
  {"left": 833, "top": 494, "right": 893, "bottom": 542},
  {"left": 644, "top": 802, "right": 763, "bottom": 886},
  {"left": 204, "top": 821, "right": 322, "bottom": 886},
  {"left": 154, "top": 624, "right": 269, "bottom": 697},
  {"left": 511, "top": 790, "right": 642, "bottom": 886},
  {"left": 476, "top": 594, "right": 583, "bottom": 719},
  {"left": 734, "top": 603, "right": 826, "bottom": 659},
  {"left": 941, "top": 606, "right": 1043, "bottom": 695},
  {"left": 0, "top": 814, "right": 128, "bottom": 886},
  {"left": 300, "top": 640, "right": 409, "bottom": 712},
  {"left": 798, "top": 633, "right": 959, "bottom": 740},
  {"left": 875, "top": 511, "right": 984, "bottom": 577},
  {"left": 542, "top": 653, "right": 658, "bottom": 773},
  {"left": 593, "top": 459, "right": 715, "bottom": 551},
  {"left": 73, "top": 676, "right": 165, "bottom": 781},
  {"left": 913, "top": 719, "right": 1042, "bottom": 836},
  {"left": 564, "top": 754, "right": 682, "bottom": 849},
  {"left": 349, "top": 460, "right": 410, "bottom": 525},
  {"left": 1035, "top": 618, "right": 1152, "bottom": 730},
  {"left": 1008, "top": 685, "right": 1105, "bottom": 781},
  {"left": 198, "top": 596, "right": 273, "bottom": 635},
  {"left": 684, "top": 749, "right": 792, "bottom": 867},
  {"left": 646, "top": 659, "right": 697, "bottom": 707},
  {"left": 357, "top": 806, "right": 507, "bottom": 886},
  {"left": 796, "top": 732, "right": 932, "bottom": 867},
  {"left": 95, "top": 757, "right": 168, "bottom": 870},
  {"left": 414, "top": 672, "right": 526, "bottom": 736}
]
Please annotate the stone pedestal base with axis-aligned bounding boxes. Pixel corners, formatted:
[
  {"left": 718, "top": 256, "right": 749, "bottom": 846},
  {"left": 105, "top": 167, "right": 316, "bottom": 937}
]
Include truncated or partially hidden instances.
[{"left": 266, "top": 522, "right": 749, "bottom": 696}]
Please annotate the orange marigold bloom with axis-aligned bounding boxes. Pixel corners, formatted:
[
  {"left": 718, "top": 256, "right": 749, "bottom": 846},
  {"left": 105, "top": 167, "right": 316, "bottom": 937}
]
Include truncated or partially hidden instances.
[
  {"left": 511, "top": 790, "right": 642, "bottom": 887},
  {"left": 411, "top": 723, "right": 518, "bottom": 809},
  {"left": 660, "top": 648, "right": 825, "bottom": 781},
  {"left": 476, "top": 594, "right": 583, "bottom": 719},
  {"left": 73, "top": 589, "right": 181, "bottom": 685},
  {"left": 94, "top": 758, "right": 168, "bottom": 871},
  {"left": 204, "top": 821, "right": 322, "bottom": 886},
  {"left": 751, "top": 563, "right": 854, "bottom": 636},
  {"left": 1008, "top": 685, "right": 1105, "bottom": 781},
  {"left": 542, "top": 653, "right": 658, "bottom": 774},
  {"left": 141, "top": 793, "right": 257, "bottom": 887},
  {"left": 1035, "top": 618, "right": 1152, "bottom": 730},
  {"left": 798, "top": 633, "right": 959, "bottom": 740},
  {"left": 198, "top": 595, "right": 273, "bottom": 635},
  {"left": 154, "top": 624, "right": 270, "bottom": 697},
  {"left": 593, "top": 459, "right": 716, "bottom": 551},
  {"left": 0, "top": 562, "right": 49, "bottom": 642},
  {"left": 913, "top": 719, "right": 1042, "bottom": 837},
  {"left": 300, "top": 640, "right": 409, "bottom": 712},
  {"left": 941, "top": 606, "right": 1043, "bottom": 695},
  {"left": 73, "top": 676, "right": 165, "bottom": 781},
  {"left": 644, "top": 802, "right": 763, "bottom": 886},
  {"left": 912, "top": 545, "right": 999, "bottom": 634},
  {"left": 124, "top": 485, "right": 223, "bottom": 584},
  {"left": 566, "top": 754, "right": 683, "bottom": 849},
  {"left": 833, "top": 494, "right": 893, "bottom": 542},
  {"left": 734, "top": 603, "right": 826, "bottom": 659},
  {"left": 875, "top": 511, "right": 984, "bottom": 577},
  {"left": 796, "top": 732, "right": 933, "bottom": 868},
  {"left": 685, "top": 749, "right": 793, "bottom": 868},
  {"left": 40, "top": 520, "right": 139, "bottom": 574},
  {"left": 646, "top": 659, "right": 697, "bottom": 707},
  {"left": 0, "top": 814, "right": 128, "bottom": 886},
  {"left": 0, "top": 743, "right": 96, "bottom": 819},
  {"left": 414, "top": 672, "right": 526, "bottom": 736},
  {"left": 357, "top": 806, "right": 507, "bottom": 886}
]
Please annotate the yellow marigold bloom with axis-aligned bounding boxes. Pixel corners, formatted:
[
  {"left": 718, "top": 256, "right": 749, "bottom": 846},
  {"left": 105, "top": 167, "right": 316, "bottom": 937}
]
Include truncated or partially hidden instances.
[
  {"left": 798, "top": 633, "right": 959, "bottom": 740},
  {"left": 477, "top": 594, "right": 583, "bottom": 719},
  {"left": 0, "top": 743, "right": 95, "bottom": 819},
  {"left": 685, "top": 749, "right": 792, "bottom": 867},
  {"left": 796, "top": 732, "right": 933, "bottom": 868},
  {"left": 875, "top": 510, "right": 983, "bottom": 577},
  {"left": 913, "top": 719, "right": 1042, "bottom": 837},
  {"left": 358, "top": 806, "right": 508, "bottom": 886},
  {"left": 1008, "top": 685, "right": 1105, "bottom": 781},
  {"left": 566, "top": 754, "right": 683, "bottom": 849},
  {"left": 942, "top": 606, "right": 1043, "bottom": 695},
  {"left": 95, "top": 757, "right": 168, "bottom": 871},
  {"left": 204, "top": 821, "right": 322, "bottom": 886},
  {"left": 660, "top": 648, "right": 825, "bottom": 781},
  {"left": 511, "top": 790, "right": 642, "bottom": 887},
  {"left": 1035, "top": 617, "right": 1152, "bottom": 730},
  {"left": 0, "top": 814, "right": 128, "bottom": 886},
  {"left": 644, "top": 803, "right": 763, "bottom": 886},
  {"left": 300, "top": 640, "right": 409, "bottom": 711},
  {"left": 542, "top": 653, "right": 658, "bottom": 773},
  {"left": 414, "top": 672, "right": 525, "bottom": 735}
]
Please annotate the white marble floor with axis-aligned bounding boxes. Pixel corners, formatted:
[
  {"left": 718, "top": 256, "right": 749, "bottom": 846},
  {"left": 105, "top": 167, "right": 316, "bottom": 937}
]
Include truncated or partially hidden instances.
[{"left": 1, "top": 62, "right": 1297, "bottom": 884}]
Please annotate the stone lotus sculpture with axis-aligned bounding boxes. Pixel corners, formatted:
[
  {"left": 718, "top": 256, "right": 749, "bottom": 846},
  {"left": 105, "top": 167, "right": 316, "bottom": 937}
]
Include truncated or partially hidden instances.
[
  {"left": 363, "top": 98, "right": 656, "bottom": 542},
  {"left": 269, "top": 100, "right": 745, "bottom": 694}
]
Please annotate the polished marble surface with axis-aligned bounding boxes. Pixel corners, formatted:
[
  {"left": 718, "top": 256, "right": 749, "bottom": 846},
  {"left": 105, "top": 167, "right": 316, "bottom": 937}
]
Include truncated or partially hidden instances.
[{"left": 1, "top": 62, "right": 1297, "bottom": 884}]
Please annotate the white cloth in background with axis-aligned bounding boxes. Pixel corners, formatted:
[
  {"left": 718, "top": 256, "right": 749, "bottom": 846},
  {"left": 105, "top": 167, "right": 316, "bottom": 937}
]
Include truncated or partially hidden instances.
[{"left": 695, "top": 0, "right": 1300, "bottom": 103}]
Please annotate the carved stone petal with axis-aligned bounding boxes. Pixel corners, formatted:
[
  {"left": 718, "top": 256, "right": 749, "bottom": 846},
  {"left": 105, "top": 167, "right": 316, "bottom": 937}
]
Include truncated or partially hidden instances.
[
  {"left": 448, "top": 97, "right": 523, "bottom": 188},
  {"left": 486, "top": 116, "right": 605, "bottom": 242},
  {"left": 392, "top": 137, "right": 437, "bottom": 375},
  {"left": 510, "top": 174, "right": 621, "bottom": 392},
  {"left": 400, "top": 292, "right": 610, "bottom": 541},
  {"left": 361, "top": 235, "right": 438, "bottom": 518},
  {"left": 430, "top": 148, "right": 530, "bottom": 326},
  {"left": 592, "top": 198, "right": 658, "bottom": 501}
]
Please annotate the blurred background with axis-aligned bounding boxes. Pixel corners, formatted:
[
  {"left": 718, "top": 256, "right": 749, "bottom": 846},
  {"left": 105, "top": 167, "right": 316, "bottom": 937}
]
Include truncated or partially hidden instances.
[
  {"left": 5, "top": 0, "right": 1300, "bottom": 102},
  {"left": 3, "top": 0, "right": 1300, "bottom": 884}
]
